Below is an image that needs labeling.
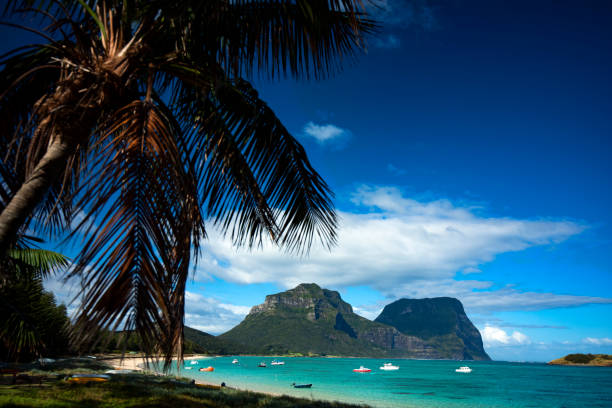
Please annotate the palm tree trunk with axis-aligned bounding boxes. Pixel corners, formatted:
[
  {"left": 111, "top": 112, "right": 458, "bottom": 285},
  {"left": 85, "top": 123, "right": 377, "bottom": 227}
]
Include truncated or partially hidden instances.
[{"left": 0, "top": 140, "right": 73, "bottom": 252}]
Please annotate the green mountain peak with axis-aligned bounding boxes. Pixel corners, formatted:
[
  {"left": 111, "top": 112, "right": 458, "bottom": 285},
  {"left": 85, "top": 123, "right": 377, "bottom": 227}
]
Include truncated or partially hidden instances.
[{"left": 220, "top": 283, "right": 490, "bottom": 360}]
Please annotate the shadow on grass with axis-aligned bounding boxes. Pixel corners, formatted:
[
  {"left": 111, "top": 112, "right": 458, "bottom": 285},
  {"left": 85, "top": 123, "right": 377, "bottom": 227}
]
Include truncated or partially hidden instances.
[{"left": 0, "top": 372, "right": 370, "bottom": 408}]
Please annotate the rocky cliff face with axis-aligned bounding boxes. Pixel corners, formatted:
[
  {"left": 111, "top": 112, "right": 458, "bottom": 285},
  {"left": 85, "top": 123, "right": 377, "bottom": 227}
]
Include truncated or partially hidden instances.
[
  {"left": 220, "top": 283, "right": 490, "bottom": 360},
  {"left": 250, "top": 283, "right": 353, "bottom": 320},
  {"left": 375, "top": 298, "right": 490, "bottom": 360}
]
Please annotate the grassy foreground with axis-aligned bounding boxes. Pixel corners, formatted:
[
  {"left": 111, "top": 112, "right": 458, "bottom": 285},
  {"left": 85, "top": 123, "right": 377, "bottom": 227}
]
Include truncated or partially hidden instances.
[{"left": 0, "top": 359, "right": 368, "bottom": 408}]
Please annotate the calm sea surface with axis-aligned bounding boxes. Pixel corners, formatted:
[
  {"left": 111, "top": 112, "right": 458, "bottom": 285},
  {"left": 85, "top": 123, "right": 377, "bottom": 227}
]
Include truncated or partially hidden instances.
[{"left": 170, "top": 356, "right": 612, "bottom": 408}]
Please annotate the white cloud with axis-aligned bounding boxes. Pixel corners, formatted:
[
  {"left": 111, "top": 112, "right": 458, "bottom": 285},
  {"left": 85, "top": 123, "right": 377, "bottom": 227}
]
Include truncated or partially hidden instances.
[
  {"left": 184, "top": 291, "right": 251, "bottom": 334},
  {"left": 303, "top": 122, "right": 349, "bottom": 145},
  {"left": 367, "top": 0, "right": 438, "bottom": 30},
  {"left": 387, "top": 163, "right": 407, "bottom": 176},
  {"left": 373, "top": 34, "right": 401, "bottom": 49},
  {"left": 392, "top": 279, "right": 612, "bottom": 313},
  {"left": 43, "top": 273, "right": 83, "bottom": 316},
  {"left": 482, "top": 325, "right": 531, "bottom": 346},
  {"left": 583, "top": 337, "right": 612, "bottom": 345},
  {"left": 196, "top": 185, "right": 596, "bottom": 313}
]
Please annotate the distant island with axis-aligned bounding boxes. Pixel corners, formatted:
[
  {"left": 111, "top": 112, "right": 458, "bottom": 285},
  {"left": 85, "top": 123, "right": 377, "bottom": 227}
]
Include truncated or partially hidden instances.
[{"left": 549, "top": 354, "right": 612, "bottom": 366}]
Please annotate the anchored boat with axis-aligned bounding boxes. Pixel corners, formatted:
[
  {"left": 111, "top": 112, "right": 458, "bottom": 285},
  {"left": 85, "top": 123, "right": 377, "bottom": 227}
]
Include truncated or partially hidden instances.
[{"left": 379, "top": 362, "right": 399, "bottom": 371}]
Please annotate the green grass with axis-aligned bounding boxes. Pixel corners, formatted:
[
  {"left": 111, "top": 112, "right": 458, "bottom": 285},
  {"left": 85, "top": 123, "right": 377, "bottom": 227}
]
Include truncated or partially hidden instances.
[{"left": 0, "top": 359, "right": 369, "bottom": 408}]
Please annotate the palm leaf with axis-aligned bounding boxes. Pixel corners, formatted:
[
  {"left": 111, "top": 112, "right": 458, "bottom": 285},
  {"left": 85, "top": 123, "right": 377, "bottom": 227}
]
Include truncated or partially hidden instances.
[
  {"left": 68, "top": 99, "right": 201, "bottom": 369},
  {"left": 6, "top": 248, "right": 70, "bottom": 279},
  {"left": 166, "top": 61, "right": 337, "bottom": 252}
]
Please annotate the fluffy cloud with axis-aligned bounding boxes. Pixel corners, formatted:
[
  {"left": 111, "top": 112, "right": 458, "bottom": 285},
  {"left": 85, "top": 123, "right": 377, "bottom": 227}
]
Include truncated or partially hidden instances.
[
  {"left": 482, "top": 325, "right": 531, "bottom": 347},
  {"left": 197, "top": 185, "right": 593, "bottom": 313},
  {"left": 303, "top": 122, "right": 349, "bottom": 145},
  {"left": 184, "top": 291, "right": 251, "bottom": 334}
]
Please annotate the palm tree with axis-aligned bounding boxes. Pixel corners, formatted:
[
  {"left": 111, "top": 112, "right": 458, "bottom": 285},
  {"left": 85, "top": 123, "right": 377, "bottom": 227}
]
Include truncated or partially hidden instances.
[{"left": 0, "top": 0, "right": 375, "bottom": 368}]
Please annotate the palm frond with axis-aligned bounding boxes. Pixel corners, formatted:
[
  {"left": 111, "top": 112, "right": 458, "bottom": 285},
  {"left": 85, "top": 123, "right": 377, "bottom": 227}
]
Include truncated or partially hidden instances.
[
  {"left": 6, "top": 248, "right": 70, "bottom": 279},
  {"left": 157, "top": 0, "right": 377, "bottom": 80},
  {"left": 68, "top": 99, "right": 201, "bottom": 369},
  {"left": 166, "top": 61, "right": 337, "bottom": 253}
]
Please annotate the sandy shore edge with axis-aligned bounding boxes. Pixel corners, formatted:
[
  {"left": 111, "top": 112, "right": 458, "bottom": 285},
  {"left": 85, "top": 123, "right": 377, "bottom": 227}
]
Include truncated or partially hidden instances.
[{"left": 104, "top": 355, "right": 220, "bottom": 387}]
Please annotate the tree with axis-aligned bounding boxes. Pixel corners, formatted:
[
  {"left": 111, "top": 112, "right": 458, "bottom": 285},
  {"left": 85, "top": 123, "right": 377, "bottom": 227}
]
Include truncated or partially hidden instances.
[
  {"left": 0, "top": 0, "right": 375, "bottom": 368},
  {"left": 0, "top": 242, "right": 72, "bottom": 361}
]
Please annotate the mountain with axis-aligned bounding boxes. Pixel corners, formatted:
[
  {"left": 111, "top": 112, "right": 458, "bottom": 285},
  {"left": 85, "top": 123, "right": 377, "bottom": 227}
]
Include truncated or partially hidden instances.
[
  {"left": 219, "top": 283, "right": 490, "bottom": 360},
  {"left": 375, "top": 297, "right": 490, "bottom": 360},
  {"left": 184, "top": 326, "right": 253, "bottom": 355}
]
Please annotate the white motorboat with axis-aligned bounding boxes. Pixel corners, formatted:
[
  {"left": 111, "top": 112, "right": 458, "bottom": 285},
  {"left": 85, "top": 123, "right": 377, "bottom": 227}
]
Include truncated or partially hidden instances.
[
  {"left": 379, "top": 362, "right": 399, "bottom": 371},
  {"left": 455, "top": 366, "right": 472, "bottom": 373},
  {"left": 271, "top": 360, "right": 285, "bottom": 366},
  {"left": 232, "top": 359, "right": 239, "bottom": 364},
  {"left": 190, "top": 360, "right": 198, "bottom": 365}
]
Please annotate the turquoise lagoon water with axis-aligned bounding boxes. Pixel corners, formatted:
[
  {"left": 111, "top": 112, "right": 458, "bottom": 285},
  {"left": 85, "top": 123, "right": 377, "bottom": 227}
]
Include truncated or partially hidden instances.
[{"left": 171, "top": 357, "right": 612, "bottom": 408}]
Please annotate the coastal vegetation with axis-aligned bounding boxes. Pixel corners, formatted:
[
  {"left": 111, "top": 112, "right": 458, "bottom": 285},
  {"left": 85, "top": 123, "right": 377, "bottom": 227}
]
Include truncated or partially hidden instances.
[
  {"left": 0, "top": 359, "right": 368, "bottom": 408},
  {"left": 0, "top": 0, "right": 375, "bottom": 368},
  {"left": 0, "top": 246, "right": 72, "bottom": 361},
  {"left": 549, "top": 354, "right": 612, "bottom": 366}
]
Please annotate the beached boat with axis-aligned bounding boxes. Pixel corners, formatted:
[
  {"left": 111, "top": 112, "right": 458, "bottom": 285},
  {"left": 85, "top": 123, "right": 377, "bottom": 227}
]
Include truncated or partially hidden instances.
[
  {"left": 258, "top": 362, "right": 267, "bottom": 367},
  {"left": 353, "top": 366, "right": 371, "bottom": 373},
  {"left": 105, "top": 369, "right": 133, "bottom": 374},
  {"left": 66, "top": 374, "right": 110, "bottom": 384},
  {"left": 455, "top": 366, "right": 472, "bottom": 373},
  {"left": 271, "top": 360, "right": 285, "bottom": 365},
  {"left": 292, "top": 383, "right": 312, "bottom": 388},
  {"left": 195, "top": 383, "right": 222, "bottom": 390},
  {"left": 232, "top": 358, "right": 239, "bottom": 364},
  {"left": 379, "top": 363, "right": 399, "bottom": 371},
  {"left": 199, "top": 366, "right": 214, "bottom": 372}
]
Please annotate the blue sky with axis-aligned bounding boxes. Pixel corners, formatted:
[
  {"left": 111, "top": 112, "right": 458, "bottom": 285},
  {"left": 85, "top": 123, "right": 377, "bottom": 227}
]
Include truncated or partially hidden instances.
[{"left": 5, "top": 0, "right": 611, "bottom": 362}]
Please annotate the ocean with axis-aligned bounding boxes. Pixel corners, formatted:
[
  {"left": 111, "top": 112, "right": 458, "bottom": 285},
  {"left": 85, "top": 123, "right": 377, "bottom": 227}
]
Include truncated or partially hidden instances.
[{"left": 171, "top": 356, "right": 612, "bottom": 408}]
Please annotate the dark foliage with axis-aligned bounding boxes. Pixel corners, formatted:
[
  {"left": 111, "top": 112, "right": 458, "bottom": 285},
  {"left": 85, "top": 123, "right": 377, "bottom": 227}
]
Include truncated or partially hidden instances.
[{"left": 0, "top": 0, "right": 376, "bottom": 370}]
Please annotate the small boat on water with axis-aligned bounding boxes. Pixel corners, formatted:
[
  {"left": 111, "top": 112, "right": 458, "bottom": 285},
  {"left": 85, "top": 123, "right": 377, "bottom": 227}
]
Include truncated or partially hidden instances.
[
  {"left": 353, "top": 366, "right": 371, "bottom": 373},
  {"left": 292, "top": 383, "right": 312, "bottom": 388},
  {"left": 199, "top": 366, "right": 214, "bottom": 372},
  {"left": 258, "top": 362, "right": 267, "bottom": 367},
  {"left": 271, "top": 360, "right": 285, "bottom": 366},
  {"left": 185, "top": 367, "right": 192, "bottom": 370},
  {"left": 379, "top": 363, "right": 399, "bottom": 371},
  {"left": 232, "top": 359, "right": 239, "bottom": 364},
  {"left": 455, "top": 366, "right": 472, "bottom": 373},
  {"left": 190, "top": 360, "right": 198, "bottom": 365}
]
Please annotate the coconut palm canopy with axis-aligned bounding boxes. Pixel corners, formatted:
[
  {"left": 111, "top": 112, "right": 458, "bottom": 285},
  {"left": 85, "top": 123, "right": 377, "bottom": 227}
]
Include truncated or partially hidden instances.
[{"left": 0, "top": 0, "right": 375, "bottom": 368}]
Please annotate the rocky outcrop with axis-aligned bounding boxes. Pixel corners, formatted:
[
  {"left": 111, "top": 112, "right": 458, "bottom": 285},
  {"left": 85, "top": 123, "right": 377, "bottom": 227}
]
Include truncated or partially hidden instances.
[
  {"left": 220, "top": 283, "right": 490, "bottom": 360},
  {"left": 375, "top": 297, "right": 490, "bottom": 360}
]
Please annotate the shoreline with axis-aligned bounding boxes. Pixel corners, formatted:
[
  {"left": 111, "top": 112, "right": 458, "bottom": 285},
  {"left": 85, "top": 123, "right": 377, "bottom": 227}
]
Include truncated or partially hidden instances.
[{"left": 102, "top": 354, "right": 283, "bottom": 395}]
